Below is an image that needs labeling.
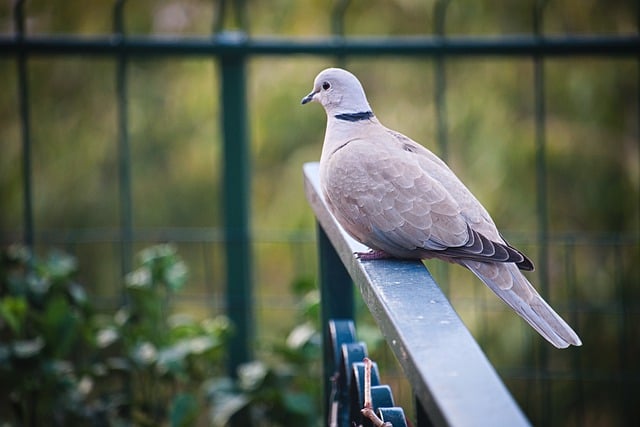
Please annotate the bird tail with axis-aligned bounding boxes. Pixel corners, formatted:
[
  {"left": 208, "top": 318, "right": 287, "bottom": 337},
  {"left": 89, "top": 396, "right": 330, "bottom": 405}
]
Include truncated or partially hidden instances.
[{"left": 460, "top": 260, "right": 582, "bottom": 349}]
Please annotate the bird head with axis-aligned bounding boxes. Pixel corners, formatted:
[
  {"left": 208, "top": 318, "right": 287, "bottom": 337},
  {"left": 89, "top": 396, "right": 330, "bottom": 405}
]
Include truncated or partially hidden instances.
[{"left": 301, "top": 68, "right": 372, "bottom": 116}]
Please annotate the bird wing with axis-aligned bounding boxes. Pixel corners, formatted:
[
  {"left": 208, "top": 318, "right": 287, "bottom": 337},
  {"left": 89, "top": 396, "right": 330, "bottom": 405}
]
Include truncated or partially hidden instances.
[
  {"left": 461, "top": 260, "right": 582, "bottom": 348},
  {"left": 321, "top": 126, "right": 532, "bottom": 268},
  {"left": 322, "top": 133, "right": 465, "bottom": 253}
]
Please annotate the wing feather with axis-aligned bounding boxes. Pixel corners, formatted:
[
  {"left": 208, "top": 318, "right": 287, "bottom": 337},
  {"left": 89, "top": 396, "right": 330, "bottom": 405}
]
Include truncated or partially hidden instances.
[
  {"left": 321, "top": 128, "right": 534, "bottom": 269},
  {"left": 461, "top": 260, "right": 582, "bottom": 348}
]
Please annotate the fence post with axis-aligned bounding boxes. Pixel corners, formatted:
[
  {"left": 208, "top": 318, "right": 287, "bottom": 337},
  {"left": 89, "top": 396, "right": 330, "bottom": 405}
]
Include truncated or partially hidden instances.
[
  {"left": 14, "top": 0, "right": 34, "bottom": 251},
  {"left": 318, "top": 224, "right": 354, "bottom": 422},
  {"left": 114, "top": 0, "right": 134, "bottom": 279},
  {"left": 219, "top": 41, "right": 253, "bottom": 379},
  {"left": 533, "top": 2, "right": 551, "bottom": 424}
]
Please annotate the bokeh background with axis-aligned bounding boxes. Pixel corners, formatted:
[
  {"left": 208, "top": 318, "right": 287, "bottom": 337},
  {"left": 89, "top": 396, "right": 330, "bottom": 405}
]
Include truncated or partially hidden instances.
[{"left": 1, "top": 1, "right": 639, "bottom": 426}]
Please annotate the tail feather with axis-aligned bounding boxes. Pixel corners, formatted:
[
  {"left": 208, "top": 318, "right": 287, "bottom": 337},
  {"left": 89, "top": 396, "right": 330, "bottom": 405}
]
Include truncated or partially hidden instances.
[{"left": 460, "top": 260, "right": 582, "bottom": 348}]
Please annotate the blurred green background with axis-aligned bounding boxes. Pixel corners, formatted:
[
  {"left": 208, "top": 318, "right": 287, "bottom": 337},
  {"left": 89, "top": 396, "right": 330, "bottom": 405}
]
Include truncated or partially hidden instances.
[{"left": 1, "top": 1, "right": 639, "bottom": 426}]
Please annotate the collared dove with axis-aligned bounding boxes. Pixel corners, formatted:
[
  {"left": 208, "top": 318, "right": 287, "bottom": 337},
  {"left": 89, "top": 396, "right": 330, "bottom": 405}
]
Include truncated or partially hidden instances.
[{"left": 302, "top": 67, "right": 581, "bottom": 348}]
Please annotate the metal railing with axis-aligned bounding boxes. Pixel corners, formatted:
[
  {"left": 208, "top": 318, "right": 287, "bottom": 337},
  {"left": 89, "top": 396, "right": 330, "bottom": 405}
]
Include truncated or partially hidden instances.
[{"left": 2, "top": 1, "right": 639, "bottom": 425}]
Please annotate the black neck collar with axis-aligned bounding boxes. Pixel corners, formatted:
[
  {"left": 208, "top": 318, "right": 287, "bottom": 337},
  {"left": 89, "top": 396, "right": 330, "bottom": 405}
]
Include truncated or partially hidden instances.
[{"left": 334, "top": 111, "right": 374, "bottom": 122}]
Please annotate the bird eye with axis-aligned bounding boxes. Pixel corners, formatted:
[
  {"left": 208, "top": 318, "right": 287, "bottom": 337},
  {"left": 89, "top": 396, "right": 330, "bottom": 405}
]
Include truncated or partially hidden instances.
[{"left": 322, "top": 82, "right": 331, "bottom": 90}]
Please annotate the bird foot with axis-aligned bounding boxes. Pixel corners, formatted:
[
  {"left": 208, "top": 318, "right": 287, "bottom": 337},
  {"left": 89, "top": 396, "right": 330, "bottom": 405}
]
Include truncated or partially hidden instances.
[{"left": 355, "top": 250, "right": 392, "bottom": 261}]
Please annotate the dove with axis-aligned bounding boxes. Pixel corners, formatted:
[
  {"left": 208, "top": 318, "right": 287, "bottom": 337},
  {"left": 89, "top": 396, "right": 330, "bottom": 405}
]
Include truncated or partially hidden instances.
[{"left": 302, "top": 67, "right": 581, "bottom": 348}]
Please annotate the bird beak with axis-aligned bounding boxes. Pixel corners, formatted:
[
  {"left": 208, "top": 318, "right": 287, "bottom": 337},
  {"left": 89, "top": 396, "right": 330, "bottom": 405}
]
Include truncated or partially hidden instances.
[{"left": 301, "top": 90, "right": 317, "bottom": 105}]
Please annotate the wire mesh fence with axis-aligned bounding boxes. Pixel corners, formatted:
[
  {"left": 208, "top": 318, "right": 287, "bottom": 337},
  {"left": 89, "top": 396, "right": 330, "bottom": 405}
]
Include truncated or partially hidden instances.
[{"left": 1, "top": 1, "right": 639, "bottom": 426}]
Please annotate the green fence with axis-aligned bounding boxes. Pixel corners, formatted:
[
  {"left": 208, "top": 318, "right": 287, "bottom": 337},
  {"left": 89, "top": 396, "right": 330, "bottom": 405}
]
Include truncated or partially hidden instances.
[{"left": 1, "top": 1, "right": 639, "bottom": 426}]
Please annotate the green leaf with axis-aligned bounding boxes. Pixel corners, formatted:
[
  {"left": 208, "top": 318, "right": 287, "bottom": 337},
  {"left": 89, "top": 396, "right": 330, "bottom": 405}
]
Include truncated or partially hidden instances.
[
  {"left": 0, "top": 296, "right": 28, "bottom": 335},
  {"left": 5, "top": 244, "right": 32, "bottom": 264},
  {"left": 27, "top": 274, "right": 51, "bottom": 299},
  {"left": 237, "top": 360, "right": 268, "bottom": 391},
  {"left": 203, "top": 376, "right": 236, "bottom": 396},
  {"left": 165, "top": 260, "right": 188, "bottom": 291},
  {"left": 96, "top": 327, "right": 119, "bottom": 348},
  {"left": 42, "top": 295, "right": 80, "bottom": 358},
  {"left": 283, "top": 391, "right": 314, "bottom": 415},
  {"left": 136, "top": 244, "right": 189, "bottom": 291},
  {"left": 286, "top": 322, "right": 317, "bottom": 350},
  {"left": 125, "top": 267, "right": 152, "bottom": 289},
  {"left": 0, "top": 344, "right": 10, "bottom": 366},
  {"left": 106, "top": 356, "right": 131, "bottom": 372},
  {"left": 301, "top": 290, "right": 320, "bottom": 322},
  {"left": 67, "top": 282, "right": 88, "bottom": 307},
  {"left": 114, "top": 307, "right": 130, "bottom": 326},
  {"left": 157, "top": 343, "right": 188, "bottom": 375},
  {"left": 291, "top": 275, "right": 316, "bottom": 295},
  {"left": 170, "top": 392, "right": 198, "bottom": 427},
  {"left": 45, "top": 250, "right": 77, "bottom": 280},
  {"left": 201, "top": 315, "right": 232, "bottom": 337},
  {"left": 157, "top": 336, "right": 217, "bottom": 375},
  {"left": 139, "top": 244, "right": 176, "bottom": 266},
  {"left": 12, "top": 337, "right": 45, "bottom": 358},
  {"left": 203, "top": 377, "right": 249, "bottom": 427},
  {"left": 132, "top": 342, "right": 158, "bottom": 366},
  {"left": 209, "top": 392, "right": 249, "bottom": 427},
  {"left": 186, "top": 336, "right": 215, "bottom": 354}
]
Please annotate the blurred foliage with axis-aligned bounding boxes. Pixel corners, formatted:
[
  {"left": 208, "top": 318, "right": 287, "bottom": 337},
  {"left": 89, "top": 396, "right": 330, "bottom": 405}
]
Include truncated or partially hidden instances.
[
  {"left": 0, "top": 244, "right": 231, "bottom": 426},
  {"left": 0, "top": 245, "right": 331, "bottom": 426},
  {"left": 1, "top": 1, "right": 639, "bottom": 426},
  {"left": 207, "top": 276, "right": 323, "bottom": 427}
]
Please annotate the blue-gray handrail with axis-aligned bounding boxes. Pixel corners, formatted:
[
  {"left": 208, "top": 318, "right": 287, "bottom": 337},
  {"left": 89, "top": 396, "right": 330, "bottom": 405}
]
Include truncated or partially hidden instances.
[{"left": 303, "top": 162, "right": 530, "bottom": 427}]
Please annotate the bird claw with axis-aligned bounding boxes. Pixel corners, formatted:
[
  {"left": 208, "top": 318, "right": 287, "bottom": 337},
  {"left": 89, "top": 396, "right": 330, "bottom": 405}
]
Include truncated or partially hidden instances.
[{"left": 355, "top": 250, "right": 392, "bottom": 261}]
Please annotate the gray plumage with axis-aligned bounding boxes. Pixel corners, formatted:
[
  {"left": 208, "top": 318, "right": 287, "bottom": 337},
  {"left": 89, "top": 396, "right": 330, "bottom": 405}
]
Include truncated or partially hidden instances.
[{"left": 302, "top": 67, "right": 581, "bottom": 348}]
